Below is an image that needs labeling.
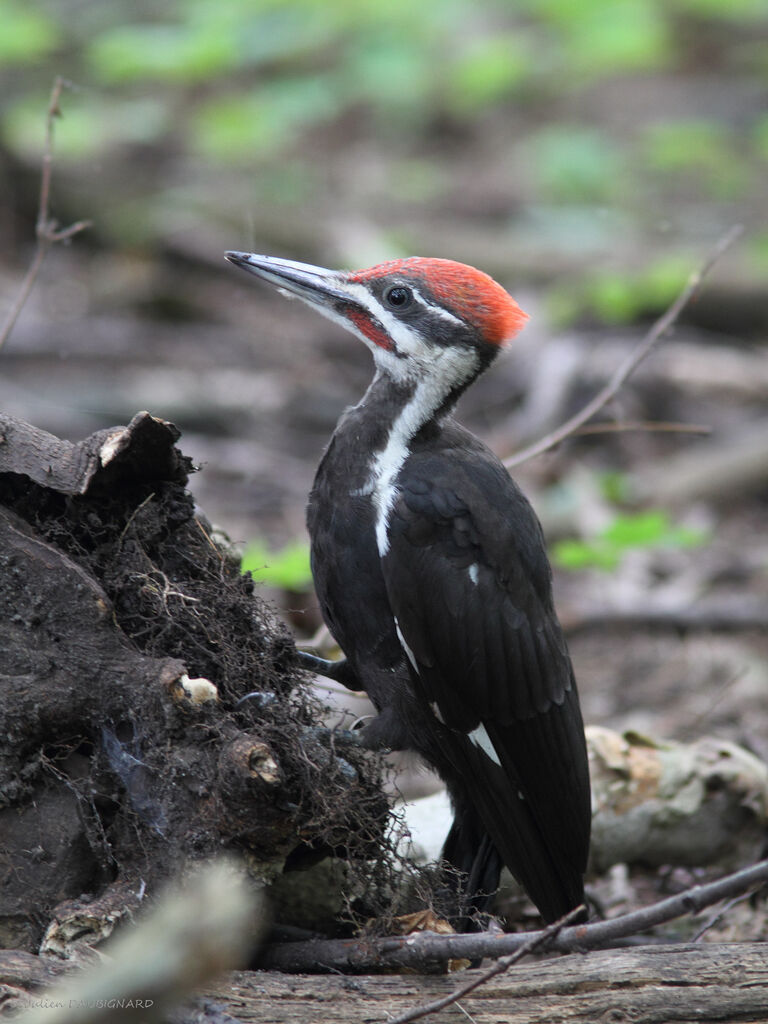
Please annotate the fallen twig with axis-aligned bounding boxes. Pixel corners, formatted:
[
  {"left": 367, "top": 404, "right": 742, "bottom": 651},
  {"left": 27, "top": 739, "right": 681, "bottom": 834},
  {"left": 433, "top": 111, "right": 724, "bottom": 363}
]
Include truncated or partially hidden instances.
[
  {"left": 691, "top": 891, "right": 755, "bottom": 943},
  {"left": 572, "top": 419, "right": 711, "bottom": 438},
  {"left": 504, "top": 225, "right": 743, "bottom": 469},
  {"left": 386, "top": 905, "right": 584, "bottom": 1024},
  {"left": 261, "top": 858, "right": 768, "bottom": 972},
  {"left": 0, "top": 75, "right": 92, "bottom": 352}
]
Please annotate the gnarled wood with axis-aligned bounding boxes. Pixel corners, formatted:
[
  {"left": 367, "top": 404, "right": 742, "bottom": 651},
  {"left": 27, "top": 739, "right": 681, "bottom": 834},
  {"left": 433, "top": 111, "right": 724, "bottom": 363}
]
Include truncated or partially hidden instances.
[
  {"left": 3, "top": 944, "right": 766, "bottom": 1024},
  {"left": 217, "top": 944, "right": 768, "bottom": 1024},
  {"left": 0, "top": 413, "right": 387, "bottom": 954},
  {"left": 0, "top": 410, "right": 185, "bottom": 495}
]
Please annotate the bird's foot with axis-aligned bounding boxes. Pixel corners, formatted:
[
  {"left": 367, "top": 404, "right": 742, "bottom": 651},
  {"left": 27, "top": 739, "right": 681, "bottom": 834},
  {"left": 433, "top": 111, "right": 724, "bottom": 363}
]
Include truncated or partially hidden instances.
[
  {"left": 303, "top": 724, "right": 364, "bottom": 751},
  {"left": 234, "top": 690, "right": 277, "bottom": 710},
  {"left": 300, "top": 726, "right": 361, "bottom": 782},
  {"left": 295, "top": 650, "right": 362, "bottom": 691}
]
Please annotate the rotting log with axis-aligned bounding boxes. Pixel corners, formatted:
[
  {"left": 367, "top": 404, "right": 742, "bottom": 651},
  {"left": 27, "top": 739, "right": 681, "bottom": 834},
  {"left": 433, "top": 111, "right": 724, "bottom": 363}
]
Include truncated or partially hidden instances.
[
  {"left": 2, "top": 944, "right": 768, "bottom": 1024},
  {"left": 0, "top": 412, "right": 389, "bottom": 954},
  {"left": 220, "top": 945, "right": 768, "bottom": 1024},
  {"left": 0, "top": 410, "right": 184, "bottom": 495}
]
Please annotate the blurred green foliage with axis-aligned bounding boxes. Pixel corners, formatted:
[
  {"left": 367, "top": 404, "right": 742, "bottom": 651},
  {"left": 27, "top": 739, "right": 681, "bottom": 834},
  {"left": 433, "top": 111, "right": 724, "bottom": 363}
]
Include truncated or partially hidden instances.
[
  {"left": 448, "top": 35, "right": 532, "bottom": 113},
  {"left": 547, "top": 254, "right": 692, "bottom": 325},
  {"left": 530, "top": 128, "right": 624, "bottom": 203},
  {"left": 0, "top": 1, "right": 59, "bottom": 63},
  {"left": 597, "top": 471, "right": 631, "bottom": 505},
  {"left": 4, "top": 0, "right": 763, "bottom": 163},
  {"left": 642, "top": 121, "right": 749, "bottom": 200},
  {"left": 554, "top": 509, "right": 708, "bottom": 571},
  {"left": 528, "top": 0, "right": 672, "bottom": 78},
  {"left": 1, "top": 0, "right": 765, "bottom": 318},
  {"left": 241, "top": 538, "right": 313, "bottom": 591}
]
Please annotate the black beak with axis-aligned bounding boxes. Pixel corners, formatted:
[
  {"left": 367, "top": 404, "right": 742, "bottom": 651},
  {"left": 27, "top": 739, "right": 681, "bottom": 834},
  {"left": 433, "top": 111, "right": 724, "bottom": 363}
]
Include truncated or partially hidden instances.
[{"left": 225, "top": 251, "right": 350, "bottom": 306}]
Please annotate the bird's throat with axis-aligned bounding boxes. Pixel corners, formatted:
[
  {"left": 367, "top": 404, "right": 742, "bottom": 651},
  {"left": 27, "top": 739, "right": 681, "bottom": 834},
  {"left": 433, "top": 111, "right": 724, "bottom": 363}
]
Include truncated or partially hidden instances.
[{"left": 345, "top": 370, "right": 456, "bottom": 557}]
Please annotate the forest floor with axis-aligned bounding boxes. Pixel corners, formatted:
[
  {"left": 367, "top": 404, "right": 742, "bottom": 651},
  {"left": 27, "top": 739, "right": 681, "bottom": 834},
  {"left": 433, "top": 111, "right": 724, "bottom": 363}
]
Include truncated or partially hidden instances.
[{"left": 3, "top": 230, "right": 768, "bottom": 950}]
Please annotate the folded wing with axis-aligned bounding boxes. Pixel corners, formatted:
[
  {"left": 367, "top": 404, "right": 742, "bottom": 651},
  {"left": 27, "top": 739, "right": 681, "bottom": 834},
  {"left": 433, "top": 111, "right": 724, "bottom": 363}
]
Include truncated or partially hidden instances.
[{"left": 382, "top": 443, "right": 591, "bottom": 920}]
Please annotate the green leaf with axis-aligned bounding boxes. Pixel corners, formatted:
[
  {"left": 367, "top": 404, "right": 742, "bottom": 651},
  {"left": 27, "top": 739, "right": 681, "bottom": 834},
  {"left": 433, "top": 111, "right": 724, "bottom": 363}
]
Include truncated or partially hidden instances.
[
  {"left": 539, "top": 0, "right": 671, "bottom": 78},
  {"left": 87, "top": 22, "right": 237, "bottom": 83},
  {"left": 531, "top": 127, "right": 623, "bottom": 203},
  {"left": 602, "top": 510, "right": 670, "bottom": 547},
  {"left": 641, "top": 119, "right": 748, "bottom": 200},
  {"left": 2, "top": 94, "right": 170, "bottom": 161},
  {"left": 599, "top": 472, "right": 630, "bottom": 504},
  {"left": 449, "top": 35, "right": 532, "bottom": 113},
  {"left": 553, "top": 539, "right": 620, "bottom": 571},
  {"left": 671, "top": 0, "right": 768, "bottom": 19},
  {"left": 555, "top": 508, "right": 709, "bottom": 572},
  {"left": 588, "top": 272, "right": 637, "bottom": 323},
  {"left": 343, "top": 36, "right": 431, "bottom": 109},
  {"left": 242, "top": 540, "right": 313, "bottom": 591},
  {"left": 0, "top": 2, "right": 58, "bottom": 65},
  {"left": 191, "top": 78, "right": 339, "bottom": 159},
  {"left": 548, "top": 255, "right": 691, "bottom": 327},
  {"left": 638, "top": 255, "right": 690, "bottom": 308}
]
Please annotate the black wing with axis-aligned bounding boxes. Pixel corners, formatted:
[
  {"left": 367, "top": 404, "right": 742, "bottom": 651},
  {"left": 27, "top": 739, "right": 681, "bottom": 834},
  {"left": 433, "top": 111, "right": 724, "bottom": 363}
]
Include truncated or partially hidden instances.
[{"left": 382, "top": 431, "right": 590, "bottom": 920}]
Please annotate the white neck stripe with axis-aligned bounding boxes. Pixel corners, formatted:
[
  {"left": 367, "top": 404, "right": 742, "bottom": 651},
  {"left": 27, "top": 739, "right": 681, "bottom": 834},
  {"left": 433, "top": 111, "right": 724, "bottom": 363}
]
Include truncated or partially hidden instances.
[{"left": 360, "top": 345, "right": 478, "bottom": 555}]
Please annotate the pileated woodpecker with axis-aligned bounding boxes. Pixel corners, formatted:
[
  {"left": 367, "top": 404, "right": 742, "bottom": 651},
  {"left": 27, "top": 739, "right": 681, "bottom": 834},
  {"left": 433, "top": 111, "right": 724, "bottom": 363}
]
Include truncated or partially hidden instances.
[{"left": 226, "top": 251, "right": 591, "bottom": 924}]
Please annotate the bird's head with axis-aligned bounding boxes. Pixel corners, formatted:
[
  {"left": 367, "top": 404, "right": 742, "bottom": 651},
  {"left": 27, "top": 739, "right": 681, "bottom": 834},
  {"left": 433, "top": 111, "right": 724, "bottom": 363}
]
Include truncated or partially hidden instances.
[{"left": 225, "top": 252, "right": 528, "bottom": 389}]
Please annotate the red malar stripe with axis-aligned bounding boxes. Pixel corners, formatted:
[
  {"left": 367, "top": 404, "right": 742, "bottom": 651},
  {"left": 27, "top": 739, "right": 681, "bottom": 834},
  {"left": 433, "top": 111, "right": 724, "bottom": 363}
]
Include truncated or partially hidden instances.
[{"left": 346, "top": 309, "right": 393, "bottom": 351}]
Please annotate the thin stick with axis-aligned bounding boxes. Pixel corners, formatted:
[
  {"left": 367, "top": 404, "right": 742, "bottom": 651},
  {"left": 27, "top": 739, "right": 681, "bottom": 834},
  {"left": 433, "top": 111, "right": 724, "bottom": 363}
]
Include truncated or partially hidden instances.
[
  {"left": 0, "top": 246, "right": 50, "bottom": 353},
  {"left": 386, "top": 905, "right": 584, "bottom": 1024},
  {"left": 691, "top": 891, "right": 755, "bottom": 943},
  {"left": 504, "top": 225, "right": 743, "bottom": 469},
  {"left": 0, "top": 76, "right": 92, "bottom": 352},
  {"left": 572, "top": 420, "right": 711, "bottom": 438}
]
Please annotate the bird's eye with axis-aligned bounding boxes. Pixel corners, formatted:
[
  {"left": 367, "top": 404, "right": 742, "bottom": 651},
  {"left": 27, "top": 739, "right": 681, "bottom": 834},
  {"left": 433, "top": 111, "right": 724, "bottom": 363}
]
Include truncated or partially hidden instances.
[{"left": 384, "top": 285, "right": 413, "bottom": 310}]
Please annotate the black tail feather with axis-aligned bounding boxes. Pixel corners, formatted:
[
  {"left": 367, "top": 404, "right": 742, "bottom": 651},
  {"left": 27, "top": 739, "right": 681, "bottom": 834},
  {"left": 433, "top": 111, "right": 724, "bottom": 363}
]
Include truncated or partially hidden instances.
[
  {"left": 441, "top": 808, "right": 503, "bottom": 929},
  {"left": 438, "top": 725, "right": 588, "bottom": 925}
]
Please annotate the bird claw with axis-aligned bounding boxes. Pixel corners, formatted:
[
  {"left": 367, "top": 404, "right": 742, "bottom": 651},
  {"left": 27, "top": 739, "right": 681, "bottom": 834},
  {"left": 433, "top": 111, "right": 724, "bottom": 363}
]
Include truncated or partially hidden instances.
[
  {"left": 235, "top": 689, "right": 277, "bottom": 709},
  {"left": 295, "top": 650, "right": 362, "bottom": 691},
  {"left": 303, "top": 725, "right": 362, "bottom": 750}
]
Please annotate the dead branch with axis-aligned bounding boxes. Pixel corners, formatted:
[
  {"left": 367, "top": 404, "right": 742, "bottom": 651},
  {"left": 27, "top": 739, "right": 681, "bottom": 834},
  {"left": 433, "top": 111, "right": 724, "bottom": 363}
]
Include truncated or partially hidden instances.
[
  {"left": 690, "top": 891, "right": 755, "bottom": 943},
  {"left": 572, "top": 420, "right": 711, "bottom": 437},
  {"left": 504, "top": 224, "right": 743, "bottom": 469},
  {"left": 387, "top": 905, "right": 584, "bottom": 1024},
  {"left": 260, "top": 858, "right": 768, "bottom": 972},
  {"left": 0, "top": 75, "right": 92, "bottom": 352}
]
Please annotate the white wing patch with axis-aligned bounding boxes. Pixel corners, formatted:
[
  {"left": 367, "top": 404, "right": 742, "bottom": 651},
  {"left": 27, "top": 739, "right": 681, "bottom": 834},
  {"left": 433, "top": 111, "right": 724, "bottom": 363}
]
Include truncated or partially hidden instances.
[
  {"left": 468, "top": 563, "right": 479, "bottom": 585},
  {"left": 468, "top": 723, "right": 501, "bottom": 766},
  {"left": 394, "top": 616, "right": 419, "bottom": 674},
  {"left": 429, "top": 701, "right": 446, "bottom": 724}
]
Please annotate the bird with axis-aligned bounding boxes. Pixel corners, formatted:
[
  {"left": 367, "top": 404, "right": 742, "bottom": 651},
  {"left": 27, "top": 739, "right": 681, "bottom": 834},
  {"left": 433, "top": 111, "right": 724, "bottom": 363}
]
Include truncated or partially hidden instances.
[{"left": 225, "top": 250, "right": 591, "bottom": 925}]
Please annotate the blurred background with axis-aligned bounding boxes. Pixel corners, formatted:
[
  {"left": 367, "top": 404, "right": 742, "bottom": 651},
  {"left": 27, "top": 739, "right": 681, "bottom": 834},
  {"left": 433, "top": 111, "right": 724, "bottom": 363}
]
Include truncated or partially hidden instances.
[{"left": 1, "top": 0, "right": 767, "bottom": 754}]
